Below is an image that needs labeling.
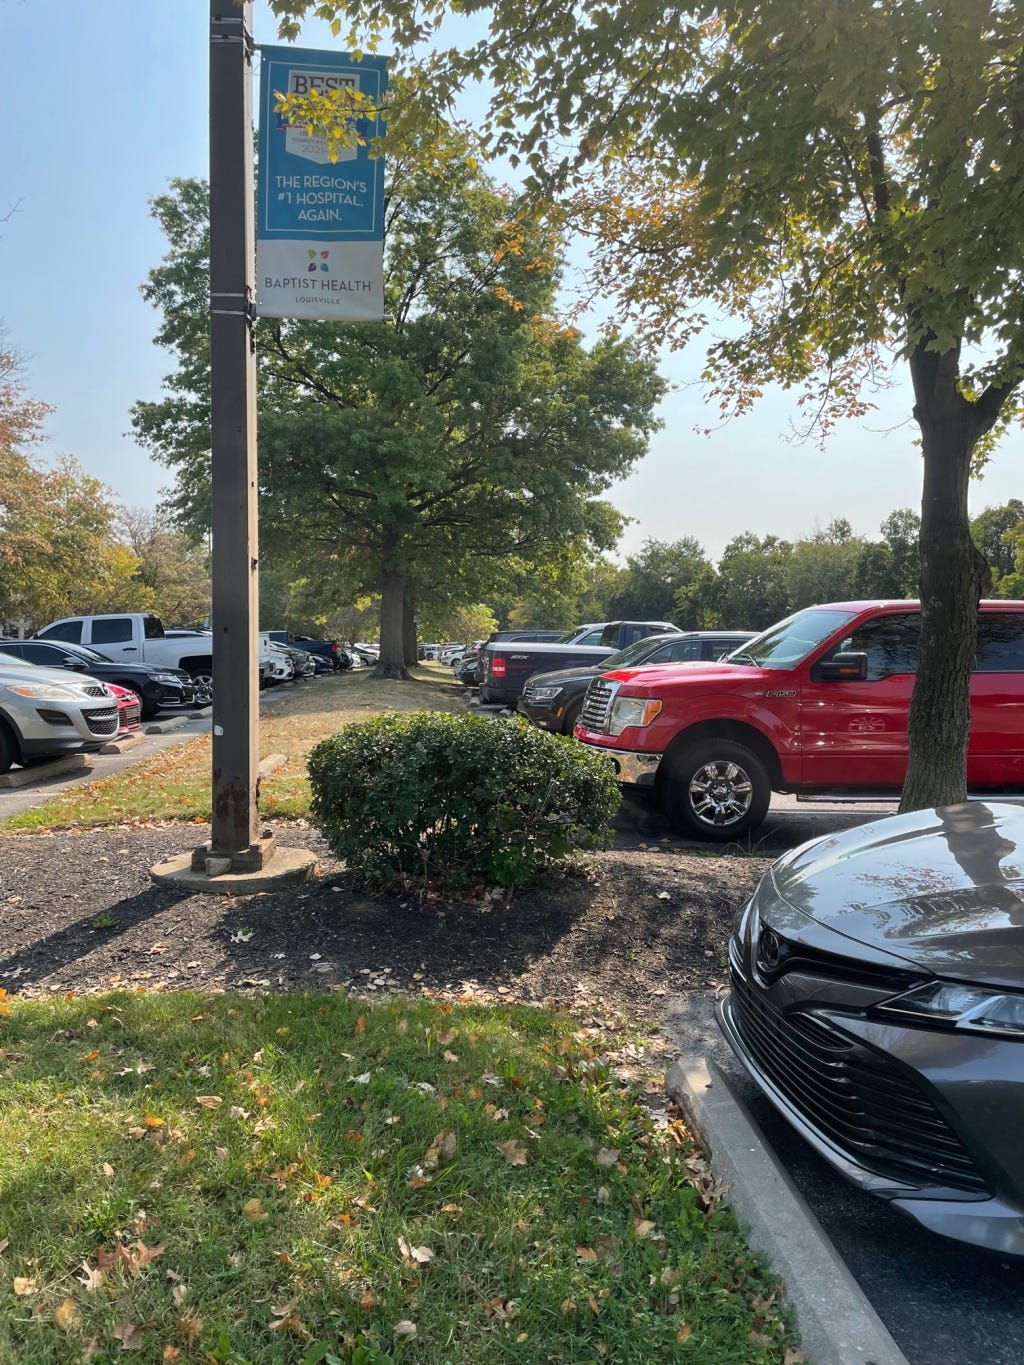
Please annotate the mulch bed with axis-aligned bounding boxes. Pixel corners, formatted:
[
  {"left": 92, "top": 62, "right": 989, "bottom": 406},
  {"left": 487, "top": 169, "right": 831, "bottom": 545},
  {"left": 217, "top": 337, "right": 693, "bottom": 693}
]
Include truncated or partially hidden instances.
[{"left": 0, "top": 821, "right": 769, "bottom": 1020}]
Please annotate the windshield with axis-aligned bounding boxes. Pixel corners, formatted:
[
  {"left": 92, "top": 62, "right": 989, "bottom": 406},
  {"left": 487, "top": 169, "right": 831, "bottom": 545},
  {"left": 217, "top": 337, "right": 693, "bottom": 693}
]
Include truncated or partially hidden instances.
[
  {"left": 722, "top": 608, "right": 858, "bottom": 670},
  {"left": 602, "top": 635, "right": 677, "bottom": 669},
  {"left": 59, "top": 643, "right": 109, "bottom": 663}
]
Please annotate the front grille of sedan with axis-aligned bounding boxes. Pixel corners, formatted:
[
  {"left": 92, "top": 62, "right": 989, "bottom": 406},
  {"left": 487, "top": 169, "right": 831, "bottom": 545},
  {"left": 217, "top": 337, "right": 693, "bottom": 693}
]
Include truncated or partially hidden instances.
[
  {"left": 83, "top": 707, "right": 119, "bottom": 737},
  {"left": 121, "top": 697, "right": 142, "bottom": 726},
  {"left": 580, "top": 678, "right": 616, "bottom": 733},
  {"left": 729, "top": 958, "right": 989, "bottom": 1195}
]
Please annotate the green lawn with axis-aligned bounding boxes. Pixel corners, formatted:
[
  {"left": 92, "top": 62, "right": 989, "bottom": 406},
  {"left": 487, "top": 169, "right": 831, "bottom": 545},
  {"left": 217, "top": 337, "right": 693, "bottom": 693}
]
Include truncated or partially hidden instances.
[{"left": 0, "top": 990, "right": 797, "bottom": 1364}]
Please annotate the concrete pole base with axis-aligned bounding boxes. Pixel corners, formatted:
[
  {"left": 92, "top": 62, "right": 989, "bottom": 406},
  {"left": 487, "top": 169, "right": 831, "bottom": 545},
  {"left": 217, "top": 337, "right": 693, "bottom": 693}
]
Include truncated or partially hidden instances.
[{"left": 150, "top": 845, "right": 319, "bottom": 895}]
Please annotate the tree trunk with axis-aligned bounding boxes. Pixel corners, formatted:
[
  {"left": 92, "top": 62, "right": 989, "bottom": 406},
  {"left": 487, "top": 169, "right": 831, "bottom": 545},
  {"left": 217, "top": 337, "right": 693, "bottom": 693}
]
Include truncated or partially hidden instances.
[
  {"left": 374, "top": 563, "right": 411, "bottom": 680},
  {"left": 900, "top": 349, "right": 990, "bottom": 813},
  {"left": 402, "top": 593, "right": 418, "bottom": 668}
]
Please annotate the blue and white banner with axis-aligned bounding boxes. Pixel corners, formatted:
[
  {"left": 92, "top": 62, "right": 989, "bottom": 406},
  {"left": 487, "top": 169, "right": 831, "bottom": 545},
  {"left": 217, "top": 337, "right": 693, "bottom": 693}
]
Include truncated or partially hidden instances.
[{"left": 256, "top": 46, "right": 387, "bottom": 321}]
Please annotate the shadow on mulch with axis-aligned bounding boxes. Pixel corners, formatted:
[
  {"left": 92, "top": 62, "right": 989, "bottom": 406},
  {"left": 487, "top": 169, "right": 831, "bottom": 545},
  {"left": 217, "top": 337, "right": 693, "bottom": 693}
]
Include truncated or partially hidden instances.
[{"left": 0, "top": 821, "right": 771, "bottom": 1017}]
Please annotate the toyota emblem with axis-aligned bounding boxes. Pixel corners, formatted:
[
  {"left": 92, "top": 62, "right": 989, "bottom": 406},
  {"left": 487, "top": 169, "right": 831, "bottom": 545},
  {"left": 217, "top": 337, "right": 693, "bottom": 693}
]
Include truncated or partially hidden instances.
[{"left": 759, "top": 928, "right": 781, "bottom": 969}]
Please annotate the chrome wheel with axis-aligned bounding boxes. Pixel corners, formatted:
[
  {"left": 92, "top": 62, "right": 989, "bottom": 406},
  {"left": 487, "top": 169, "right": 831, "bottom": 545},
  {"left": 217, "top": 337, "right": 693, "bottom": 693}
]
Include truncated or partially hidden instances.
[{"left": 688, "top": 759, "right": 754, "bottom": 827}]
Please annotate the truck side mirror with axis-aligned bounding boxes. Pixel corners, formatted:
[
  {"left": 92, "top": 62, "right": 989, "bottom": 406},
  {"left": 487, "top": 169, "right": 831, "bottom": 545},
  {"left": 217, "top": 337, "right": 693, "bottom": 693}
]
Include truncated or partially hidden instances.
[{"left": 817, "top": 650, "right": 868, "bottom": 681}]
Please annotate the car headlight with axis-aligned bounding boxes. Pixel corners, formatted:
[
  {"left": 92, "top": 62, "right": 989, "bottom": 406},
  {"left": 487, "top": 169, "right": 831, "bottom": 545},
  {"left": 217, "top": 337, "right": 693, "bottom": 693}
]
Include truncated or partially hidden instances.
[
  {"left": 4, "top": 682, "right": 83, "bottom": 701},
  {"left": 154, "top": 673, "right": 183, "bottom": 684},
  {"left": 876, "top": 981, "right": 1024, "bottom": 1038},
  {"left": 528, "top": 686, "right": 564, "bottom": 703},
  {"left": 607, "top": 696, "right": 663, "bottom": 738}
]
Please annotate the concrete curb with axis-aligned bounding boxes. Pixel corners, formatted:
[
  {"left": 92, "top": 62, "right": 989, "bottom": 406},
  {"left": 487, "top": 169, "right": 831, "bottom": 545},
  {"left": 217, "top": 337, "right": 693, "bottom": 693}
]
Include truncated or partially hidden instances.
[
  {"left": 98, "top": 732, "right": 145, "bottom": 756},
  {"left": 0, "top": 755, "right": 88, "bottom": 788},
  {"left": 666, "top": 1055, "right": 909, "bottom": 1365},
  {"left": 145, "top": 708, "right": 209, "bottom": 735}
]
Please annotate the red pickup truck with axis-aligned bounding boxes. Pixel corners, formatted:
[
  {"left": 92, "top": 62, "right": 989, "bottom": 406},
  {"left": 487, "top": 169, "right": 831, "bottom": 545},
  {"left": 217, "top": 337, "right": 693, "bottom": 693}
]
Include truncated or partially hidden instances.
[{"left": 575, "top": 600, "right": 1024, "bottom": 840}]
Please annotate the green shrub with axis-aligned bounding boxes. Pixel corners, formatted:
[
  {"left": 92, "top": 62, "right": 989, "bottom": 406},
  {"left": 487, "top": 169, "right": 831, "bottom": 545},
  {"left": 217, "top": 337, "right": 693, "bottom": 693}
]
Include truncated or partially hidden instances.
[{"left": 307, "top": 710, "right": 620, "bottom": 888}]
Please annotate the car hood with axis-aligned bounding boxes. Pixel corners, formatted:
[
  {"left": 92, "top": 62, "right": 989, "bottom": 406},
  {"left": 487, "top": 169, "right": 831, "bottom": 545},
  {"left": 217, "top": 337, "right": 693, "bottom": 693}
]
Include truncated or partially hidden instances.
[
  {"left": 0, "top": 661, "right": 108, "bottom": 692},
  {"left": 603, "top": 660, "right": 730, "bottom": 688},
  {"left": 766, "top": 801, "right": 1024, "bottom": 989},
  {"left": 527, "top": 662, "right": 613, "bottom": 687}
]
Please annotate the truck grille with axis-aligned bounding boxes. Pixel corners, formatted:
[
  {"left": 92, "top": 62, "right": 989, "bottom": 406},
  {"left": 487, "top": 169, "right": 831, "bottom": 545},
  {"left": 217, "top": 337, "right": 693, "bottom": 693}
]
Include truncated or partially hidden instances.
[
  {"left": 83, "top": 707, "right": 119, "bottom": 737},
  {"left": 580, "top": 677, "right": 617, "bottom": 733},
  {"left": 729, "top": 960, "right": 988, "bottom": 1195}
]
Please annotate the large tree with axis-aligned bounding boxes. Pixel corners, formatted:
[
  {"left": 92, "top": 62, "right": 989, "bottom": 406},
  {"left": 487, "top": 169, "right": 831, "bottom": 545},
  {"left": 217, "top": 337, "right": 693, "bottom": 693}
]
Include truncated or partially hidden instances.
[
  {"left": 275, "top": 0, "right": 1024, "bottom": 806},
  {"left": 133, "top": 131, "right": 663, "bottom": 676}
]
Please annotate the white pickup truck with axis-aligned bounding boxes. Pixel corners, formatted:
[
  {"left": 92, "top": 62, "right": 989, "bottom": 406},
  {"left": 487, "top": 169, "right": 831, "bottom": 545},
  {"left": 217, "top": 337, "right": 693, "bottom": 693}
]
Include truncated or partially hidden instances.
[{"left": 34, "top": 613, "right": 220, "bottom": 687}]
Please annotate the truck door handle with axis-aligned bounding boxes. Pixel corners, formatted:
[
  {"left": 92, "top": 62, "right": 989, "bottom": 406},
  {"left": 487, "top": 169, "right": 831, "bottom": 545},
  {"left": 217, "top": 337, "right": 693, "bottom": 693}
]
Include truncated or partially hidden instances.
[{"left": 123, "top": 646, "right": 138, "bottom": 652}]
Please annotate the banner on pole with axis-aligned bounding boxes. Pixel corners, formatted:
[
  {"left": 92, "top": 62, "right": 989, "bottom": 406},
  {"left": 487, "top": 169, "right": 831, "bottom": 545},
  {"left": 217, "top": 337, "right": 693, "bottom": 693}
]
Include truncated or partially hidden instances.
[{"left": 256, "top": 46, "right": 387, "bottom": 321}]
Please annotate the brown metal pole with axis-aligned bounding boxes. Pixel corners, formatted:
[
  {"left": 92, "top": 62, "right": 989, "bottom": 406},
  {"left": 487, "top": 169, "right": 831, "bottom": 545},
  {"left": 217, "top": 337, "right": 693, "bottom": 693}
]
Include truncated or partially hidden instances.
[{"left": 203, "top": 0, "right": 270, "bottom": 869}]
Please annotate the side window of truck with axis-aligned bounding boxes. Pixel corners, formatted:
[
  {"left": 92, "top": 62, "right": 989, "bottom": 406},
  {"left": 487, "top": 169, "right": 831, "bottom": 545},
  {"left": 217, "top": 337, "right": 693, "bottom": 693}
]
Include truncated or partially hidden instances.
[
  {"left": 975, "top": 614, "right": 1024, "bottom": 671},
  {"left": 38, "top": 621, "right": 82, "bottom": 643},
  {"left": 92, "top": 618, "right": 134, "bottom": 645},
  {"left": 829, "top": 613, "right": 920, "bottom": 681}
]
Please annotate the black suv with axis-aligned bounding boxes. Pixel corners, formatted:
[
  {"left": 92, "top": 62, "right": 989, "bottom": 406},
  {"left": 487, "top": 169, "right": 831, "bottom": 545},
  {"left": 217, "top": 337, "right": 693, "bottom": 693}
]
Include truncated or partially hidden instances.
[{"left": 0, "top": 640, "right": 199, "bottom": 719}]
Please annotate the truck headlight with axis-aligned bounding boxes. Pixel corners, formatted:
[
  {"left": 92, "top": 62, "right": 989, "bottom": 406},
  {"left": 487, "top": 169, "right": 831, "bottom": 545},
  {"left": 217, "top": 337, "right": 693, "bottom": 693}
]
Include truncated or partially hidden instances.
[
  {"left": 607, "top": 696, "right": 663, "bottom": 737},
  {"left": 876, "top": 981, "right": 1024, "bottom": 1038}
]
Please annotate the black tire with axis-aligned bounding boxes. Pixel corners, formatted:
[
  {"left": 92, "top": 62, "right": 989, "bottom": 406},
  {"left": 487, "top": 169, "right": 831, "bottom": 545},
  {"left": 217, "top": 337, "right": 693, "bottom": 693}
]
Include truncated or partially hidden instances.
[
  {"left": 662, "top": 740, "right": 770, "bottom": 841},
  {"left": 0, "top": 719, "right": 16, "bottom": 775},
  {"left": 561, "top": 697, "right": 584, "bottom": 736}
]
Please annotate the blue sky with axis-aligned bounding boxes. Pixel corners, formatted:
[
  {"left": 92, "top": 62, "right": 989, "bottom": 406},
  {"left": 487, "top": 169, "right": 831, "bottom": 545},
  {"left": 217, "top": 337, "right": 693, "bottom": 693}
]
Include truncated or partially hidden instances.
[{"left": 2, "top": 0, "right": 1020, "bottom": 562}]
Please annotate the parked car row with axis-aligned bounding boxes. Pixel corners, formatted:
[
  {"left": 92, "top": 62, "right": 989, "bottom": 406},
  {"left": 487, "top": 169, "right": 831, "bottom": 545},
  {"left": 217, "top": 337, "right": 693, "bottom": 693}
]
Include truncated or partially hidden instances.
[{"left": 0, "top": 613, "right": 380, "bottom": 774}]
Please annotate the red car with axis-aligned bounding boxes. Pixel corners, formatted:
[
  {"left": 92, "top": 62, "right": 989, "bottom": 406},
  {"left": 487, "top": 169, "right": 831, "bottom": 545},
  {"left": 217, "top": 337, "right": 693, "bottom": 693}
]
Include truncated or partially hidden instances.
[{"left": 107, "top": 683, "right": 142, "bottom": 736}]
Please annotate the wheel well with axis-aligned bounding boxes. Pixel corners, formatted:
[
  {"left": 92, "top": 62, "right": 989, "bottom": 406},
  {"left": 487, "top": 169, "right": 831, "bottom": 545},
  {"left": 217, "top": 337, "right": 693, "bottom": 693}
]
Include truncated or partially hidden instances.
[
  {"left": 657, "top": 720, "right": 783, "bottom": 793},
  {"left": 177, "top": 655, "right": 212, "bottom": 676},
  {"left": 0, "top": 712, "right": 22, "bottom": 765}
]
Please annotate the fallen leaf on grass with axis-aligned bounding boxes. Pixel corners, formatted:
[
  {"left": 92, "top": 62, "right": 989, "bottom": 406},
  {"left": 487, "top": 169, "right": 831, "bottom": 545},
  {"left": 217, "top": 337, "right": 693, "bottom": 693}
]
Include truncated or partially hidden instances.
[
  {"left": 54, "top": 1298, "right": 77, "bottom": 1330},
  {"left": 393, "top": 1320, "right": 417, "bottom": 1341},
  {"left": 595, "top": 1148, "right": 620, "bottom": 1167},
  {"left": 113, "top": 1322, "right": 144, "bottom": 1351},
  {"left": 633, "top": 1219, "right": 657, "bottom": 1239},
  {"left": 676, "top": 1323, "right": 693, "bottom": 1343},
  {"left": 242, "top": 1198, "right": 268, "bottom": 1223},
  {"left": 195, "top": 1095, "right": 223, "bottom": 1109},
  {"left": 13, "top": 1277, "right": 36, "bottom": 1295},
  {"left": 179, "top": 1314, "right": 203, "bottom": 1342},
  {"left": 497, "top": 1139, "right": 528, "bottom": 1166},
  {"left": 596, "top": 1185, "right": 610, "bottom": 1204},
  {"left": 398, "top": 1237, "right": 434, "bottom": 1265},
  {"left": 143, "top": 1115, "right": 164, "bottom": 1129},
  {"left": 269, "top": 1298, "right": 310, "bottom": 1339},
  {"left": 77, "top": 1262, "right": 106, "bottom": 1292},
  {"left": 162, "top": 1348, "right": 181, "bottom": 1362}
]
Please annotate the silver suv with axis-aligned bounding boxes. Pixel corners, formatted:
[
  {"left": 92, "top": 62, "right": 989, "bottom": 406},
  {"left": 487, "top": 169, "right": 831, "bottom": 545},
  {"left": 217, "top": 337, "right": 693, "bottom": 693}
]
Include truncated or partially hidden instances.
[{"left": 0, "top": 654, "right": 119, "bottom": 774}]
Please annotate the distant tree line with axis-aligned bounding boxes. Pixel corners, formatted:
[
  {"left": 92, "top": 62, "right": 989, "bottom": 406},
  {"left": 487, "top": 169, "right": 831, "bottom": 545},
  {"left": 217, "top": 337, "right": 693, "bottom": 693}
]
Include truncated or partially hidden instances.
[{"left": 496, "top": 502, "right": 1024, "bottom": 636}]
